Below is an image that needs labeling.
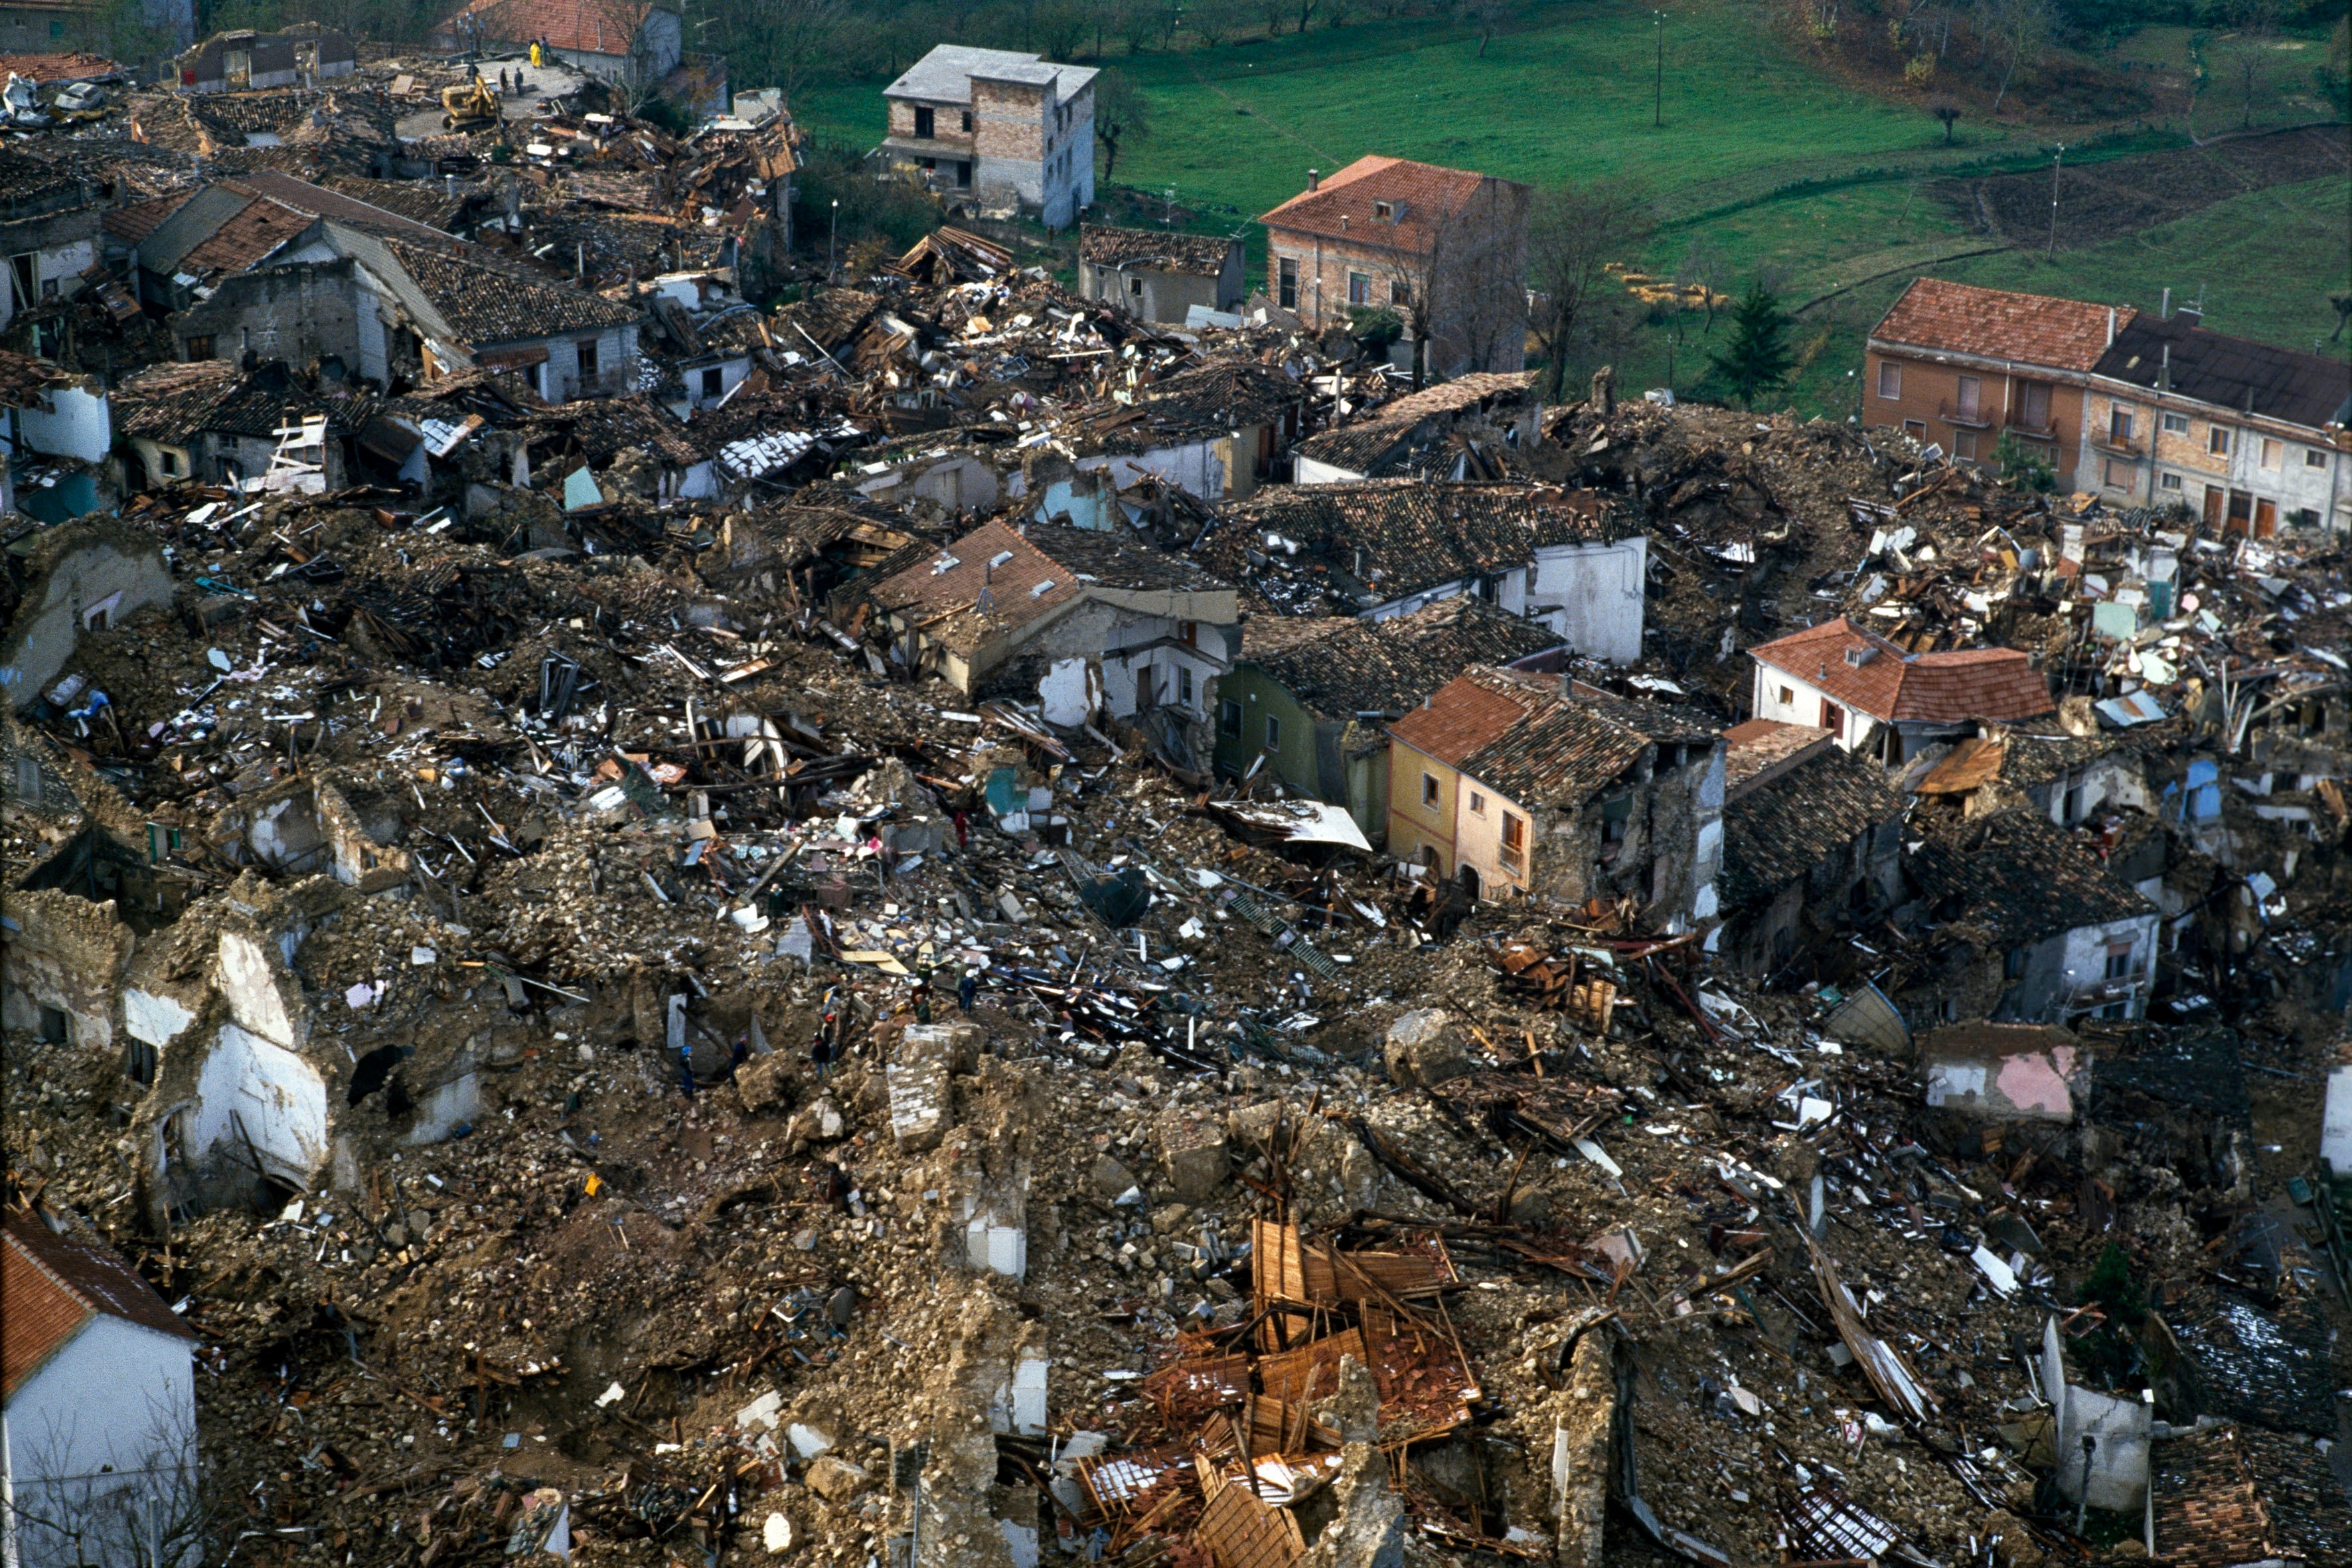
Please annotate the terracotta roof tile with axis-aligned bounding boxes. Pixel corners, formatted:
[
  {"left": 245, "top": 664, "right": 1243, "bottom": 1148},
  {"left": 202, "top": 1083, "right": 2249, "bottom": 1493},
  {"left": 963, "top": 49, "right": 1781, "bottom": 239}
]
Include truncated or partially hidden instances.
[
  {"left": 1873, "top": 277, "right": 2132, "bottom": 372},
  {"left": 1722, "top": 739, "right": 1901, "bottom": 913},
  {"left": 1260, "top": 155, "right": 1528, "bottom": 256},
  {"left": 1750, "top": 617, "right": 2054, "bottom": 725},
  {"left": 866, "top": 520, "right": 1231, "bottom": 658},
  {"left": 1391, "top": 666, "right": 1658, "bottom": 809},
  {"left": 1910, "top": 807, "right": 2154, "bottom": 944},
  {"left": 440, "top": 0, "right": 653, "bottom": 57},
  {"left": 1078, "top": 225, "right": 1236, "bottom": 276},
  {"left": 4, "top": 1216, "right": 193, "bottom": 1399},
  {"left": 1242, "top": 597, "right": 1557, "bottom": 717}
]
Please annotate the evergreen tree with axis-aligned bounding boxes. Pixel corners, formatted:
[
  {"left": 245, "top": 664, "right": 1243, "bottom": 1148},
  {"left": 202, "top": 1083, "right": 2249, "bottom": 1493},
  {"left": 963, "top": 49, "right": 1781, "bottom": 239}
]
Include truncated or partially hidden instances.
[{"left": 1707, "top": 283, "right": 1794, "bottom": 408}]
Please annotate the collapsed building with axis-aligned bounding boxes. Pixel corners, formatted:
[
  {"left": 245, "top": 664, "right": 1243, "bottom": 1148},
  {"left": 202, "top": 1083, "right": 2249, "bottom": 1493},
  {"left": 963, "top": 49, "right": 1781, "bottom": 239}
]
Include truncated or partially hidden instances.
[{"left": 0, "top": 35, "right": 2345, "bottom": 1568}]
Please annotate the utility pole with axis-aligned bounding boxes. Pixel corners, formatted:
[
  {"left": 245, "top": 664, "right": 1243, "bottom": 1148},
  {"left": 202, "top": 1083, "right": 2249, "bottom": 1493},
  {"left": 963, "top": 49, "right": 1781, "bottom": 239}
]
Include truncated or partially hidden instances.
[
  {"left": 828, "top": 198, "right": 838, "bottom": 283},
  {"left": 1654, "top": 13, "right": 1665, "bottom": 128},
  {"left": 2047, "top": 143, "right": 2064, "bottom": 253}
]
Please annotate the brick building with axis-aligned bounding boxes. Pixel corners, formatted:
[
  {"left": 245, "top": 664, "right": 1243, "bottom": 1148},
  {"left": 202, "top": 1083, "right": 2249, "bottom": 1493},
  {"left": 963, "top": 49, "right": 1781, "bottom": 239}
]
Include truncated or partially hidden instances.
[
  {"left": 2081, "top": 308, "right": 2352, "bottom": 536},
  {"left": 1259, "top": 157, "right": 1529, "bottom": 379},
  {"left": 1864, "top": 277, "right": 2126, "bottom": 477},
  {"left": 879, "top": 45, "right": 1095, "bottom": 230}
]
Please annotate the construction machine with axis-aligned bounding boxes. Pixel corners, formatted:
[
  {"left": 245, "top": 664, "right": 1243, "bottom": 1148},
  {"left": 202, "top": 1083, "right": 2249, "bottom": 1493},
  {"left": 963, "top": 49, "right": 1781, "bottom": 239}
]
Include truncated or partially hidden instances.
[{"left": 441, "top": 78, "right": 501, "bottom": 131}]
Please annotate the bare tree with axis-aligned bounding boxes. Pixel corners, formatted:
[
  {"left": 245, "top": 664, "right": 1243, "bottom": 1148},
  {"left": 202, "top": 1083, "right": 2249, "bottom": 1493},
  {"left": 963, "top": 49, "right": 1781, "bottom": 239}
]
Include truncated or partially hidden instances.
[
  {"left": 1526, "top": 179, "right": 1654, "bottom": 403},
  {"left": 1366, "top": 175, "right": 1533, "bottom": 387},
  {"left": 3, "top": 1399, "right": 216, "bottom": 1568},
  {"left": 1986, "top": 0, "right": 2051, "bottom": 113},
  {"left": 1093, "top": 68, "right": 1150, "bottom": 182},
  {"left": 1190, "top": 0, "right": 1245, "bottom": 47},
  {"left": 1926, "top": 93, "right": 1962, "bottom": 143},
  {"left": 1458, "top": 0, "right": 1510, "bottom": 57},
  {"left": 2229, "top": 0, "right": 2280, "bottom": 131}
]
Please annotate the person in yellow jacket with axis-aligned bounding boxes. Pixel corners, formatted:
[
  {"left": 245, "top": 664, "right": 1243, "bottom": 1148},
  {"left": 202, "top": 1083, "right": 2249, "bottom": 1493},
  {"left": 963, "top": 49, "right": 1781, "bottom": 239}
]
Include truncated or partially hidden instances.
[{"left": 529, "top": 40, "right": 543, "bottom": 69}]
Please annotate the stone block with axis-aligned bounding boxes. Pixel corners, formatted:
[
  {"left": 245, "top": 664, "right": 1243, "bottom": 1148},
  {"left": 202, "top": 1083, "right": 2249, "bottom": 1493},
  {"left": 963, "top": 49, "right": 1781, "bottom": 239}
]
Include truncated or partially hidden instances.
[
  {"left": 803, "top": 1455, "right": 872, "bottom": 1502},
  {"left": 1383, "top": 1008, "right": 1467, "bottom": 1088},
  {"left": 1156, "top": 1107, "right": 1228, "bottom": 1202}
]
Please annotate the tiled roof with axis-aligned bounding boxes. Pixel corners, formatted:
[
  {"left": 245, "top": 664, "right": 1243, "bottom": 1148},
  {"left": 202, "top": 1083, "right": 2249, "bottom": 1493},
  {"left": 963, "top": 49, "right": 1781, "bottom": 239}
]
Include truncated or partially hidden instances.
[
  {"left": 175, "top": 195, "right": 316, "bottom": 275},
  {"left": 1260, "top": 155, "right": 1528, "bottom": 256},
  {"left": 0, "top": 347, "right": 77, "bottom": 406},
  {"left": 868, "top": 520, "right": 1229, "bottom": 657},
  {"left": 439, "top": 0, "right": 653, "bottom": 56},
  {"left": 102, "top": 192, "right": 187, "bottom": 246},
  {"left": 1241, "top": 597, "right": 1558, "bottom": 718},
  {"left": 1391, "top": 666, "right": 1652, "bottom": 809},
  {"left": 319, "top": 175, "right": 467, "bottom": 232},
  {"left": 382, "top": 237, "right": 641, "bottom": 347},
  {"left": 1723, "top": 717, "right": 1833, "bottom": 792},
  {"left": 1370, "top": 371, "right": 1535, "bottom": 423},
  {"left": 110, "top": 359, "right": 243, "bottom": 441},
  {"left": 1210, "top": 481, "right": 1626, "bottom": 607},
  {"left": 2154, "top": 1425, "right": 2271, "bottom": 1568},
  {"left": 553, "top": 392, "right": 701, "bottom": 468},
  {"left": 1721, "top": 737, "right": 1902, "bottom": 913},
  {"left": 1872, "top": 277, "right": 2131, "bottom": 372},
  {"left": 1079, "top": 225, "right": 1236, "bottom": 276},
  {"left": 0, "top": 52, "right": 125, "bottom": 82},
  {"left": 1750, "top": 617, "right": 2054, "bottom": 725},
  {"left": 1909, "top": 807, "right": 2154, "bottom": 945},
  {"left": 4, "top": 1215, "right": 193, "bottom": 1399},
  {"left": 2234, "top": 1422, "right": 2351, "bottom": 1563},
  {"left": 1291, "top": 415, "right": 1414, "bottom": 474},
  {"left": 1914, "top": 728, "right": 2119, "bottom": 796},
  {"left": 2096, "top": 313, "right": 2352, "bottom": 430},
  {"left": 225, "top": 171, "right": 447, "bottom": 240}
]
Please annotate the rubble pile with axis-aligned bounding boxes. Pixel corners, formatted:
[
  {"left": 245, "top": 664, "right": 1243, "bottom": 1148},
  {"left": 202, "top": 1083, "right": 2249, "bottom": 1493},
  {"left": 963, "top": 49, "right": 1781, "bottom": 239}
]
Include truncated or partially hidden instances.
[{"left": 1, "top": 23, "right": 2347, "bottom": 1568}]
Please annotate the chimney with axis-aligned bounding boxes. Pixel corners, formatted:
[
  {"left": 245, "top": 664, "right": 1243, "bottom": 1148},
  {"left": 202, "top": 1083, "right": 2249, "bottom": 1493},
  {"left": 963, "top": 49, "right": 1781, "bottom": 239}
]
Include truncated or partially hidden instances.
[
  {"left": 1306, "top": 169, "right": 1320, "bottom": 191},
  {"left": 2105, "top": 307, "right": 2115, "bottom": 347},
  {"left": 2160, "top": 287, "right": 2170, "bottom": 320},
  {"left": 2175, "top": 305, "right": 2201, "bottom": 329},
  {"left": 2159, "top": 343, "right": 2170, "bottom": 393}
]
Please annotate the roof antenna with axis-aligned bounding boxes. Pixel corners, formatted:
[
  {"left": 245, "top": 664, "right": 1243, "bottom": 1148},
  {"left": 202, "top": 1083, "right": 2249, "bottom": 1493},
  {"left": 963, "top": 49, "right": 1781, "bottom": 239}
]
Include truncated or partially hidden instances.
[{"left": 2159, "top": 286, "right": 2170, "bottom": 320}]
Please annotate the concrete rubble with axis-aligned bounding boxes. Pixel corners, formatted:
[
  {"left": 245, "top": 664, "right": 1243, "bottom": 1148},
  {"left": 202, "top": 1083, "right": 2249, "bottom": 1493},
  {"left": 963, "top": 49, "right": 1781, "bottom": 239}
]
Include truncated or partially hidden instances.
[{"left": 2, "top": 25, "right": 2349, "bottom": 1568}]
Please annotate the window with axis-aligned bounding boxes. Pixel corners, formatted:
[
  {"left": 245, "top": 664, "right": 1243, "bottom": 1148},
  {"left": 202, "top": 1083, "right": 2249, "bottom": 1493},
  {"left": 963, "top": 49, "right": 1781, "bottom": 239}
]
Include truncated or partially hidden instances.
[
  {"left": 1903, "top": 420, "right": 1926, "bottom": 440},
  {"left": 956, "top": 161, "right": 972, "bottom": 188},
  {"left": 160, "top": 449, "right": 180, "bottom": 476},
  {"left": 1178, "top": 667, "right": 1193, "bottom": 706},
  {"left": 961, "top": 111, "right": 973, "bottom": 133},
  {"left": 1877, "top": 361, "right": 1900, "bottom": 400},
  {"left": 1390, "top": 278, "right": 1409, "bottom": 306},
  {"left": 1263, "top": 714, "right": 1281, "bottom": 750},
  {"left": 183, "top": 335, "right": 214, "bottom": 360},
  {"left": 2104, "top": 943, "right": 2135, "bottom": 980},
  {"left": 2018, "top": 382, "right": 2051, "bottom": 430},
  {"left": 125, "top": 1036, "right": 156, "bottom": 1087},
  {"left": 577, "top": 337, "right": 599, "bottom": 378},
  {"left": 2103, "top": 457, "right": 2130, "bottom": 490},
  {"left": 1953, "top": 430, "right": 1978, "bottom": 461},
  {"left": 1600, "top": 793, "right": 1632, "bottom": 844},
  {"left": 85, "top": 607, "right": 105, "bottom": 631},
  {"left": 1277, "top": 257, "right": 1297, "bottom": 310},
  {"left": 1467, "top": 791, "right": 1486, "bottom": 817},
  {"left": 2159, "top": 471, "right": 2183, "bottom": 492},
  {"left": 2208, "top": 425, "right": 2231, "bottom": 456},
  {"left": 2110, "top": 407, "right": 2134, "bottom": 443},
  {"left": 2259, "top": 437, "right": 2282, "bottom": 470},
  {"left": 1421, "top": 773, "right": 1440, "bottom": 809},
  {"left": 2307, "top": 448, "right": 2328, "bottom": 469},
  {"left": 1219, "top": 699, "right": 1241, "bottom": 736},
  {"left": 1776, "top": 684, "right": 1793, "bottom": 707},
  {"left": 700, "top": 366, "right": 723, "bottom": 398},
  {"left": 36, "top": 1005, "right": 67, "bottom": 1044},
  {"left": 1373, "top": 200, "right": 1393, "bottom": 221},
  {"left": 1500, "top": 812, "right": 1527, "bottom": 872},
  {"left": 1346, "top": 272, "right": 1370, "bottom": 306},
  {"left": 2003, "top": 947, "right": 2026, "bottom": 980},
  {"left": 913, "top": 106, "right": 934, "bottom": 138},
  {"left": 2161, "top": 412, "right": 2189, "bottom": 434},
  {"left": 1954, "top": 375, "right": 1981, "bottom": 419}
]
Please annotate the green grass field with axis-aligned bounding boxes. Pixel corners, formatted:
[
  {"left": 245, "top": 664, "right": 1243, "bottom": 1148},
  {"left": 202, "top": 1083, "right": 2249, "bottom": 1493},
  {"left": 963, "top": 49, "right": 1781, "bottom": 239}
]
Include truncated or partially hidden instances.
[{"left": 791, "top": 2, "right": 2350, "bottom": 418}]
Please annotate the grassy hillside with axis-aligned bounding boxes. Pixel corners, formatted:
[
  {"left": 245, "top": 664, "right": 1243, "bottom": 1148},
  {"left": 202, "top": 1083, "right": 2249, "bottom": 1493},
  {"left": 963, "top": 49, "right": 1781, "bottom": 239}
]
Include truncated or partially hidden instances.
[{"left": 791, "top": 1, "right": 2351, "bottom": 417}]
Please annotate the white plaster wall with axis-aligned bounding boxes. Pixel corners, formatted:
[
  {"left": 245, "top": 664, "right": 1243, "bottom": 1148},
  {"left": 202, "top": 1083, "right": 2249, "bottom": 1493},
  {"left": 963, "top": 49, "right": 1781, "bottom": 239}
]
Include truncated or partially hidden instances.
[
  {"left": 1073, "top": 437, "right": 1228, "bottom": 502},
  {"left": 0, "top": 540, "right": 173, "bottom": 710},
  {"left": 406, "top": 1070, "right": 481, "bottom": 1145},
  {"left": 1, "top": 1316, "right": 195, "bottom": 1568},
  {"left": 1293, "top": 455, "right": 1364, "bottom": 485},
  {"left": 2057, "top": 913, "right": 2159, "bottom": 1019},
  {"left": 1528, "top": 537, "right": 1646, "bottom": 665},
  {"left": 190, "top": 1024, "right": 326, "bottom": 1182},
  {"left": 15, "top": 384, "right": 111, "bottom": 464},
  {"left": 215, "top": 931, "right": 298, "bottom": 1048},
  {"left": 123, "top": 988, "right": 196, "bottom": 1051}
]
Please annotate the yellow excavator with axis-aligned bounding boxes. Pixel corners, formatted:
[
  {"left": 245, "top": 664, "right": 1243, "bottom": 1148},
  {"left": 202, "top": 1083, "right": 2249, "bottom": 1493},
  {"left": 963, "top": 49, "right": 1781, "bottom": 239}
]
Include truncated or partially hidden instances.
[{"left": 441, "top": 78, "right": 501, "bottom": 131}]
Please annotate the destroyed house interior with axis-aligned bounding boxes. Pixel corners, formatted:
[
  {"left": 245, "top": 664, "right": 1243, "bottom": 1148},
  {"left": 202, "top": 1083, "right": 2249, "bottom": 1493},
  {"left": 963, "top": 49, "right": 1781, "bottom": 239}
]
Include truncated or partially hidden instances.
[{"left": 0, "top": 22, "right": 2348, "bottom": 1568}]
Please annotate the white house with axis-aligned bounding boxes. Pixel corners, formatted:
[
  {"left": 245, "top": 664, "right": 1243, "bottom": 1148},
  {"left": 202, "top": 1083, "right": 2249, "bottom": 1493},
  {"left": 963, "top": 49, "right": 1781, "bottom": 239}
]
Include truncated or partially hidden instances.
[
  {"left": 1747, "top": 616, "right": 2055, "bottom": 766},
  {"left": 2, "top": 1216, "right": 198, "bottom": 1568}
]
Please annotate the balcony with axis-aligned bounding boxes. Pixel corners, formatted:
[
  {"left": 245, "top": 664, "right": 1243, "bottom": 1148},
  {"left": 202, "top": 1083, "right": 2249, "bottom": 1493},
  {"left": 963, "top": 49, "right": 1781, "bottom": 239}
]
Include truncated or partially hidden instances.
[
  {"left": 1938, "top": 400, "right": 1994, "bottom": 430},
  {"left": 2092, "top": 429, "right": 2147, "bottom": 459},
  {"left": 2005, "top": 408, "right": 2059, "bottom": 441}
]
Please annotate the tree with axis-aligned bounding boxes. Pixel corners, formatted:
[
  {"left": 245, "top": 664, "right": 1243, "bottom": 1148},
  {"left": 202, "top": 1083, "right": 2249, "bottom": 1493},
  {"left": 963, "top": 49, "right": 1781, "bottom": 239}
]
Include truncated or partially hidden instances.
[
  {"left": 716, "top": 0, "right": 848, "bottom": 109},
  {"left": 2228, "top": 0, "right": 2280, "bottom": 131},
  {"left": 1986, "top": 0, "right": 2051, "bottom": 112},
  {"left": 1707, "top": 283, "right": 1795, "bottom": 408},
  {"left": 2327, "top": 292, "right": 2350, "bottom": 342},
  {"left": 1190, "top": 0, "right": 1244, "bottom": 46},
  {"left": 1093, "top": 69, "right": 1150, "bottom": 183},
  {"left": 1926, "top": 93, "right": 1962, "bottom": 143},
  {"left": 1458, "top": 0, "right": 1510, "bottom": 56},
  {"left": 1366, "top": 175, "right": 1531, "bottom": 386},
  {"left": 1525, "top": 178, "right": 1655, "bottom": 404},
  {"left": 3, "top": 1400, "right": 216, "bottom": 1568}
]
